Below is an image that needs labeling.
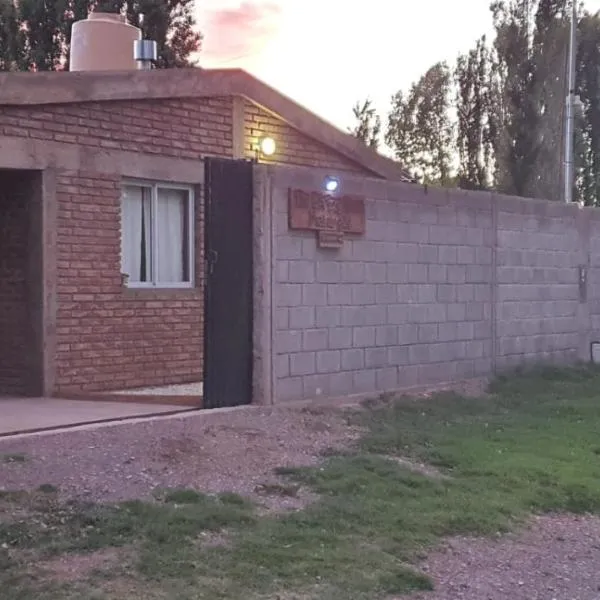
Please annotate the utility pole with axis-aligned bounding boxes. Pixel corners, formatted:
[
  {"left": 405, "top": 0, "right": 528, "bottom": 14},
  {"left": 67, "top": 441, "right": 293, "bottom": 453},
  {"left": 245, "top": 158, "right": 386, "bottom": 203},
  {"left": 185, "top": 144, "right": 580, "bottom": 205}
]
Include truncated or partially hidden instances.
[{"left": 564, "top": 0, "right": 577, "bottom": 203}]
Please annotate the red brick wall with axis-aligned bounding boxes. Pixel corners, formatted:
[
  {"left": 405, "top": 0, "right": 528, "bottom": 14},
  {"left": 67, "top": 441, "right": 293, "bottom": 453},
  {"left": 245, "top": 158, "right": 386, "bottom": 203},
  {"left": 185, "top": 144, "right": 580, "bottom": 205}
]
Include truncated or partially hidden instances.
[
  {"left": 54, "top": 171, "right": 205, "bottom": 393},
  {"left": 244, "top": 100, "right": 374, "bottom": 175},
  {"left": 1, "top": 94, "right": 379, "bottom": 393},
  {"left": 0, "top": 97, "right": 233, "bottom": 158},
  {"left": 0, "top": 173, "right": 31, "bottom": 395}
]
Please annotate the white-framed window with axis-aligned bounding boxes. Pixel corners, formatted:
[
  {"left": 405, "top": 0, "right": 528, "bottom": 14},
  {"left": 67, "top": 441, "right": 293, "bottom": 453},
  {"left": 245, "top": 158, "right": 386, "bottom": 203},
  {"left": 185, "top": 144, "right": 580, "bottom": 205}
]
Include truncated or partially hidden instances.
[{"left": 120, "top": 180, "right": 194, "bottom": 288}]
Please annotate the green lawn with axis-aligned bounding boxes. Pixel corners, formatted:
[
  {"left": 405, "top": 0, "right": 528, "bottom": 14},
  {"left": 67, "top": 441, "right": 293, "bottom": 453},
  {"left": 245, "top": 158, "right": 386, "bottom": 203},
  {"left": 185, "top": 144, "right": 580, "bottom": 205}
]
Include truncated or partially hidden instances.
[{"left": 3, "top": 366, "right": 600, "bottom": 599}]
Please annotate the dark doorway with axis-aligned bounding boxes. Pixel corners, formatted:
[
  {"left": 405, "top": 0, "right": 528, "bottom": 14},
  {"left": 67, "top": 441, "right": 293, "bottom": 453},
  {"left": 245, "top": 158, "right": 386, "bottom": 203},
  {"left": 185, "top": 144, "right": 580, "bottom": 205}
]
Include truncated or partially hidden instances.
[
  {"left": 0, "top": 169, "right": 43, "bottom": 396},
  {"left": 203, "top": 158, "right": 254, "bottom": 409}
]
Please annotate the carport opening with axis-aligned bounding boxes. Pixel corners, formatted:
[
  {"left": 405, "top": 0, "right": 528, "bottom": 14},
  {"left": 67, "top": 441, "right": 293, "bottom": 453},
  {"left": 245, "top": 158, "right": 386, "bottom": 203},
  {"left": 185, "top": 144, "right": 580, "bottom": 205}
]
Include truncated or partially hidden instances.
[{"left": 0, "top": 169, "right": 43, "bottom": 397}]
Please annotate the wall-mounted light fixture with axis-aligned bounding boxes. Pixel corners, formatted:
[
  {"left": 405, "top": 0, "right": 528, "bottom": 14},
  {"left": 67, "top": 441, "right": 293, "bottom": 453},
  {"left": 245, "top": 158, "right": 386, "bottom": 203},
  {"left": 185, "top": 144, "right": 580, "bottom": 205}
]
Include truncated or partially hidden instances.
[
  {"left": 259, "top": 136, "right": 276, "bottom": 157},
  {"left": 324, "top": 176, "right": 339, "bottom": 193}
]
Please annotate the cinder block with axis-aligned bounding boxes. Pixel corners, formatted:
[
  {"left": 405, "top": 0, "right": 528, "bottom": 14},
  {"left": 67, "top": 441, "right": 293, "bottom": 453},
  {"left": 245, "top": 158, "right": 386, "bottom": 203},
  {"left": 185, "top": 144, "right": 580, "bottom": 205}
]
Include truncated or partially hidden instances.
[
  {"left": 353, "top": 370, "right": 377, "bottom": 393},
  {"left": 277, "top": 260, "right": 289, "bottom": 283},
  {"left": 366, "top": 347, "right": 389, "bottom": 368},
  {"left": 376, "top": 284, "right": 398, "bottom": 303},
  {"left": 302, "top": 283, "right": 328, "bottom": 305},
  {"left": 428, "top": 264, "right": 448, "bottom": 283},
  {"left": 327, "top": 284, "right": 353, "bottom": 305},
  {"left": 290, "top": 352, "right": 316, "bottom": 376},
  {"left": 408, "top": 263, "right": 428, "bottom": 283},
  {"left": 376, "top": 325, "right": 398, "bottom": 346},
  {"left": 278, "top": 377, "right": 303, "bottom": 402},
  {"left": 275, "top": 307, "right": 289, "bottom": 330},
  {"left": 364, "top": 305, "right": 388, "bottom": 325},
  {"left": 388, "top": 304, "right": 410, "bottom": 324},
  {"left": 388, "top": 345, "right": 409, "bottom": 365},
  {"left": 289, "top": 260, "right": 316, "bottom": 283},
  {"left": 376, "top": 367, "right": 398, "bottom": 390},
  {"left": 316, "top": 306, "right": 341, "bottom": 327},
  {"left": 352, "top": 284, "right": 376, "bottom": 305},
  {"left": 329, "top": 327, "right": 353, "bottom": 349},
  {"left": 418, "top": 244, "right": 439, "bottom": 264},
  {"left": 342, "top": 348, "right": 365, "bottom": 370},
  {"left": 289, "top": 306, "right": 315, "bottom": 329},
  {"left": 278, "top": 283, "right": 302, "bottom": 307},
  {"left": 398, "top": 323, "right": 419, "bottom": 344},
  {"left": 303, "top": 374, "right": 330, "bottom": 398},
  {"left": 418, "top": 323, "right": 438, "bottom": 343},
  {"left": 278, "top": 236, "right": 304, "bottom": 259},
  {"left": 418, "top": 284, "right": 437, "bottom": 303},
  {"left": 303, "top": 329, "right": 329, "bottom": 351},
  {"left": 387, "top": 263, "right": 409, "bottom": 283},
  {"left": 353, "top": 326, "right": 376, "bottom": 347},
  {"left": 276, "top": 330, "right": 302, "bottom": 353},
  {"left": 341, "top": 262, "right": 366, "bottom": 283},
  {"left": 276, "top": 354, "right": 290, "bottom": 378},
  {"left": 316, "top": 262, "right": 341, "bottom": 283},
  {"left": 342, "top": 306, "right": 367, "bottom": 327},
  {"left": 329, "top": 372, "right": 355, "bottom": 396},
  {"left": 365, "top": 262, "right": 387, "bottom": 283},
  {"left": 316, "top": 350, "right": 341, "bottom": 373}
]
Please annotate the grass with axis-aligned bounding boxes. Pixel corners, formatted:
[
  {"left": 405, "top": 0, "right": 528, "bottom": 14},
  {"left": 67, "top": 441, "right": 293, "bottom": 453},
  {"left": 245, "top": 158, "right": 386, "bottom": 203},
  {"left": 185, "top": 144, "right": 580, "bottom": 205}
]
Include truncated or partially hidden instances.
[{"left": 3, "top": 365, "right": 600, "bottom": 599}]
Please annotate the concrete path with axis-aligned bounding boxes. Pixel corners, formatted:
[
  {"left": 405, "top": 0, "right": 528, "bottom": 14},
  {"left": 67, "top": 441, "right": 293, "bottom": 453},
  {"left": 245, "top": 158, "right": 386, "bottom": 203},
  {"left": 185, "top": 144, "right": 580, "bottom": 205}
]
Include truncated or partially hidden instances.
[{"left": 0, "top": 397, "right": 186, "bottom": 436}]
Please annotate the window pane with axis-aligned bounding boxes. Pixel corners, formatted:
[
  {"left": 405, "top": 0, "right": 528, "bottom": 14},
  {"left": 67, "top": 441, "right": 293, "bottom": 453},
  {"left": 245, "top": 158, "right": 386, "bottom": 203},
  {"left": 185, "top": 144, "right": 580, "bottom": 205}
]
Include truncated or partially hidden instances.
[
  {"left": 156, "top": 188, "right": 191, "bottom": 283},
  {"left": 121, "top": 185, "right": 152, "bottom": 283}
]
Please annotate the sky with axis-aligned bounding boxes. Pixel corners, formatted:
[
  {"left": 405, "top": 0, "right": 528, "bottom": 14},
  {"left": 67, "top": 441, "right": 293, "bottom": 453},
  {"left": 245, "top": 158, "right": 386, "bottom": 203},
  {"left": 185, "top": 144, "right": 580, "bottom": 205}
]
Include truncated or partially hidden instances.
[{"left": 196, "top": 0, "right": 600, "bottom": 132}]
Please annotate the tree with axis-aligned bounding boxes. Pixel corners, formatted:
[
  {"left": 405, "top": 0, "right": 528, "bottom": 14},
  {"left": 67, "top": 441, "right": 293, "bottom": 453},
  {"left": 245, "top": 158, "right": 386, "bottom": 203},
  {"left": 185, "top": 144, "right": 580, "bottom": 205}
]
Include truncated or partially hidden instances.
[
  {"left": 575, "top": 10, "right": 600, "bottom": 205},
  {"left": 0, "top": 0, "right": 201, "bottom": 71},
  {"left": 455, "top": 36, "right": 494, "bottom": 190},
  {"left": 386, "top": 62, "right": 454, "bottom": 186},
  {"left": 0, "top": 0, "right": 23, "bottom": 70},
  {"left": 489, "top": 0, "right": 542, "bottom": 196},
  {"left": 350, "top": 98, "right": 381, "bottom": 150}
]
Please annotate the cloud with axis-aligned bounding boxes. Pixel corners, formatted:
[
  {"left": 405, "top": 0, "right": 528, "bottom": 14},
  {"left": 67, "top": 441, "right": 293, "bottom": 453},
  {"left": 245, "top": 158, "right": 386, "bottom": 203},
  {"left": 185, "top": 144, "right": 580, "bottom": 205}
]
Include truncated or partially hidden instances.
[{"left": 200, "top": 1, "right": 283, "bottom": 64}]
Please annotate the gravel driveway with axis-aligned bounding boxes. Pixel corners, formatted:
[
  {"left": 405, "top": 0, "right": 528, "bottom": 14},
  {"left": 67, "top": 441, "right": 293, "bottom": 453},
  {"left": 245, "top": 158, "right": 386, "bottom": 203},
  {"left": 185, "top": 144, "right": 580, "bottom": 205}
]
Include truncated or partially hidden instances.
[
  {"left": 403, "top": 514, "right": 600, "bottom": 600},
  {"left": 2, "top": 401, "right": 600, "bottom": 599},
  {"left": 0, "top": 404, "right": 361, "bottom": 507}
]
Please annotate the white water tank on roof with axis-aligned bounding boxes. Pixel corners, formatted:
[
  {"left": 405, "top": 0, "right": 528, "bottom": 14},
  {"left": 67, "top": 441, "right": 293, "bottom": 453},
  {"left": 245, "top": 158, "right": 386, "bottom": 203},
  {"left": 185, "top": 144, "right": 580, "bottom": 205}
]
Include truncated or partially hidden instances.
[{"left": 69, "top": 12, "right": 141, "bottom": 72}]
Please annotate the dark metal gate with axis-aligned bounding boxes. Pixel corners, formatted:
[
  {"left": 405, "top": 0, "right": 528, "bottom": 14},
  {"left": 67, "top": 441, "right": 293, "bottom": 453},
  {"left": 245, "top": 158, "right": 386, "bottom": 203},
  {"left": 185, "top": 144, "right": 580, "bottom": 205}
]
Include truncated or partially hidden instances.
[{"left": 203, "top": 158, "right": 254, "bottom": 409}]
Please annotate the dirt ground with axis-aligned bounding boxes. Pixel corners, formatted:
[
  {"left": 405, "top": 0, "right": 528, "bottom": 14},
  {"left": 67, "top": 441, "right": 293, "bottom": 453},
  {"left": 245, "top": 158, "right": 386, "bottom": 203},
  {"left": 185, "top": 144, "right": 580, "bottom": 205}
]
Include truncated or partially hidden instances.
[{"left": 2, "top": 392, "right": 600, "bottom": 599}]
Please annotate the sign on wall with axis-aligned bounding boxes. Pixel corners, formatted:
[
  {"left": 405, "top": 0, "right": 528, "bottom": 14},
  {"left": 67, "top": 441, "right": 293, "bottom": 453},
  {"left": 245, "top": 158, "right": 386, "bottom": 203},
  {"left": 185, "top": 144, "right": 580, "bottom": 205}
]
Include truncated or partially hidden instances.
[{"left": 288, "top": 189, "right": 366, "bottom": 248}]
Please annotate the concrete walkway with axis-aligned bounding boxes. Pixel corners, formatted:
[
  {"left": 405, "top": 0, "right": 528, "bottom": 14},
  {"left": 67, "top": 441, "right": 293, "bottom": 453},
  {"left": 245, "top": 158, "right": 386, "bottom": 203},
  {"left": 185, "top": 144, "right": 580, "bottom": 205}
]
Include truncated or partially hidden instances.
[{"left": 0, "top": 397, "right": 189, "bottom": 436}]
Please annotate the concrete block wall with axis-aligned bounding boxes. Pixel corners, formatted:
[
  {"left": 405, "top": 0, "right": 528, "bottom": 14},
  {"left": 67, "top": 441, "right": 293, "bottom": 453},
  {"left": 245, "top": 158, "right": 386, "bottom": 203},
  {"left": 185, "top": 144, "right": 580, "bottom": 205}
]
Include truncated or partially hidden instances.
[
  {"left": 255, "top": 166, "right": 594, "bottom": 404},
  {"left": 495, "top": 195, "right": 583, "bottom": 369}
]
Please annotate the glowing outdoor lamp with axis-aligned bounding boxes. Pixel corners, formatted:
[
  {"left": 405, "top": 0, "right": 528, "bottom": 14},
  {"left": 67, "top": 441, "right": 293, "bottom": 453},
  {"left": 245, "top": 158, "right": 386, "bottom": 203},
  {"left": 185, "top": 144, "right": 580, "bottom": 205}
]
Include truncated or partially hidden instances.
[
  {"left": 324, "top": 176, "right": 339, "bottom": 193},
  {"left": 259, "top": 136, "right": 276, "bottom": 157}
]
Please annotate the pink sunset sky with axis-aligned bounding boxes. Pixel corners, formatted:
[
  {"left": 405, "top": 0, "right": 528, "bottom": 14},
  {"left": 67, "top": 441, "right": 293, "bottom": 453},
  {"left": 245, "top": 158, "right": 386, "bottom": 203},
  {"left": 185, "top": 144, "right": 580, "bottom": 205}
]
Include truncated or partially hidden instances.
[{"left": 196, "top": 0, "right": 600, "bottom": 133}]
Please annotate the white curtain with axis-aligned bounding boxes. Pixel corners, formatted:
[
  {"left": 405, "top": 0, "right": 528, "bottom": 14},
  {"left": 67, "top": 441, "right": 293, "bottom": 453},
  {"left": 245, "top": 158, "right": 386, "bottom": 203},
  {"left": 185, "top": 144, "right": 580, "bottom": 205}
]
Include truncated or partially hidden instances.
[
  {"left": 121, "top": 185, "right": 152, "bottom": 282},
  {"left": 156, "top": 188, "right": 187, "bottom": 283}
]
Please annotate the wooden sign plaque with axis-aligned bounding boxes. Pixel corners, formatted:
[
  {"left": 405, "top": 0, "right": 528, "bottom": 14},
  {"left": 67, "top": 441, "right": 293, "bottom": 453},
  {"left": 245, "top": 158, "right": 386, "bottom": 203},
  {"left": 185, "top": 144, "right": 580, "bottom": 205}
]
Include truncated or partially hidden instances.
[{"left": 288, "top": 189, "right": 366, "bottom": 248}]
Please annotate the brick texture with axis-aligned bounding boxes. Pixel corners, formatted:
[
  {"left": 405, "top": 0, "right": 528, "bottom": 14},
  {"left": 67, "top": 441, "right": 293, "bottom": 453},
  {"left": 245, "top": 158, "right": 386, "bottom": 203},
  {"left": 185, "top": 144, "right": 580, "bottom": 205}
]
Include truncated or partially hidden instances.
[
  {"left": 0, "top": 97, "right": 234, "bottom": 158},
  {"left": 1, "top": 92, "right": 376, "bottom": 394},
  {"left": 244, "top": 100, "right": 374, "bottom": 175},
  {"left": 53, "top": 171, "right": 204, "bottom": 393},
  {"left": 0, "top": 172, "right": 34, "bottom": 394},
  {"left": 272, "top": 183, "right": 593, "bottom": 403}
]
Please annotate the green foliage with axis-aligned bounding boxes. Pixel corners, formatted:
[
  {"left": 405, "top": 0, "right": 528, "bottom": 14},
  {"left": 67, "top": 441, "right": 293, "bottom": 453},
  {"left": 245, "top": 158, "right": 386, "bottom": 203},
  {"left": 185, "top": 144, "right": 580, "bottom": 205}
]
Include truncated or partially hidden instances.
[
  {"left": 0, "top": 0, "right": 201, "bottom": 71},
  {"left": 386, "top": 62, "right": 454, "bottom": 186},
  {"left": 350, "top": 98, "right": 382, "bottom": 150},
  {"left": 5, "top": 368, "right": 600, "bottom": 599}
]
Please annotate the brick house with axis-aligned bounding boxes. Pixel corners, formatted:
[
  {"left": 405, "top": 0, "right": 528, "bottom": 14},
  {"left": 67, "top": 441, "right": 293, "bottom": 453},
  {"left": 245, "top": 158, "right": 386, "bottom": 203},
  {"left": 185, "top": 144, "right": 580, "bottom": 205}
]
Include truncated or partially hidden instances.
[{"left": 0, "top": 67, "right": 409, "bottom": 399}]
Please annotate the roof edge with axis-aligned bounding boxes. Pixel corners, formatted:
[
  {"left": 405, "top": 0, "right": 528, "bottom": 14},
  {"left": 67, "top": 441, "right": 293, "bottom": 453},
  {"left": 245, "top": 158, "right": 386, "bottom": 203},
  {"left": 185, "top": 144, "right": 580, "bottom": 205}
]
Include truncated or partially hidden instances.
[{"left": 0, "top": 68, "right": 412, "bottom": 181}]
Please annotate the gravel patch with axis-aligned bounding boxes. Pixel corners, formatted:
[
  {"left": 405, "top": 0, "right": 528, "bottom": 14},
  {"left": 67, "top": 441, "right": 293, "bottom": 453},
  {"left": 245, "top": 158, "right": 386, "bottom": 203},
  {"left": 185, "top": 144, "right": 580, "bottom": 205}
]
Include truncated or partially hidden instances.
[
  {"left": 0, "top": 404, "right": 361, "bottom": 506},
  {"left": 401, "top": 514, "right": 600, "bottom": 600},
  {"left": 109, "top": 382, "right": 204, "bottom": 396}
]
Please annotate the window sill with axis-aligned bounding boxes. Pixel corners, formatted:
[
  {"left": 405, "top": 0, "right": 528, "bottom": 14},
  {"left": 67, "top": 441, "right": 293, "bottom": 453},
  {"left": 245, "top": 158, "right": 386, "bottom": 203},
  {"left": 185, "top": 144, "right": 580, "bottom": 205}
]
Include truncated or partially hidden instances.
[{"left": 122, "top": 285, "right": 200, "bottom": 299}]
